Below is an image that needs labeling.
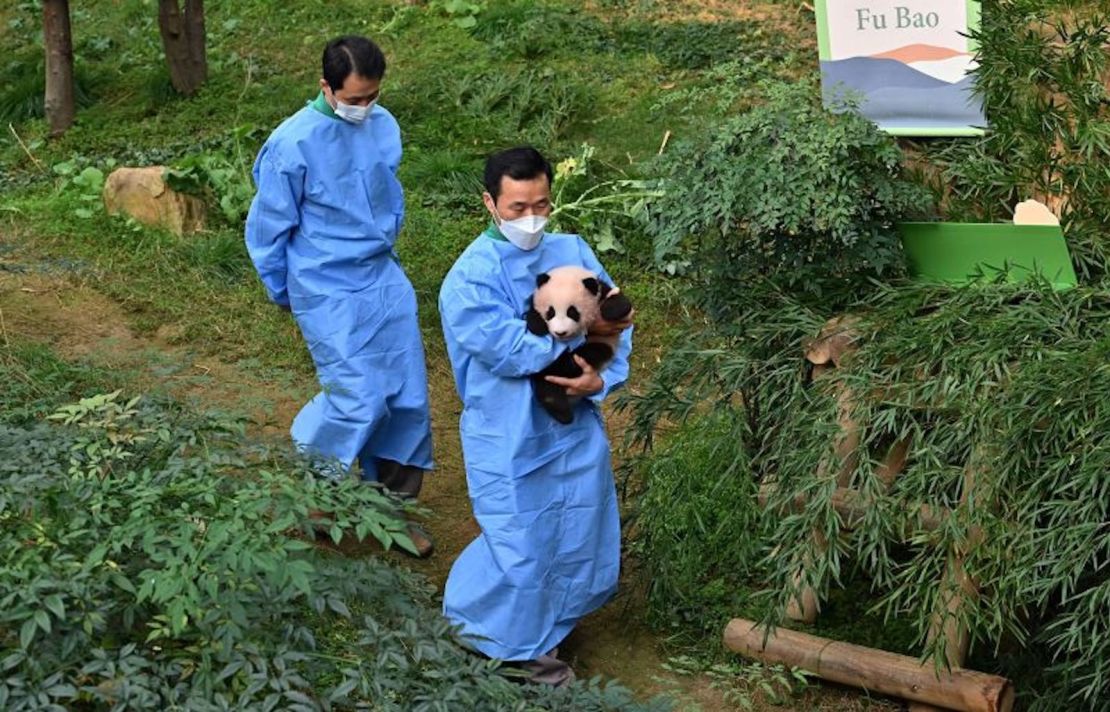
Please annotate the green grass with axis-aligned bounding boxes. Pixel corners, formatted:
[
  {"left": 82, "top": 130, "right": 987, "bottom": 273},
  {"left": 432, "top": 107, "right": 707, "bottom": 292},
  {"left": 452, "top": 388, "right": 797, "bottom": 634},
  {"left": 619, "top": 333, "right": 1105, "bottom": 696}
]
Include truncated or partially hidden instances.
[{"left": 0, "top": 339, "right": 123, "bottom": 425}]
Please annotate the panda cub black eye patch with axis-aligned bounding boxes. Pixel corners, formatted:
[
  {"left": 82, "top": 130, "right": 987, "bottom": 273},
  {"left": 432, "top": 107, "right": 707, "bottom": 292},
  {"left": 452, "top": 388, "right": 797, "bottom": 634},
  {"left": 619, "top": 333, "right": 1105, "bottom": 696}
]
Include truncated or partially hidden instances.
[
  {"left": 567, "top": 306, "right": 581, "bottom": 322},
  {"left": 545, "top": 307, "right": 556, "bottom": 320}
]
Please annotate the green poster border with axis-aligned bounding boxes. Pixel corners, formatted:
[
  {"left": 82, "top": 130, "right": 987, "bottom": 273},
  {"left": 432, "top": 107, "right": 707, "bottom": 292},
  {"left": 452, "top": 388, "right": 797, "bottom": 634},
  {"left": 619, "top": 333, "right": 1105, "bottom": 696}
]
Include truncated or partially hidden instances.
[
  {"left": 967, "top": 0, "right": 981, "bottom": 53},
  {"left": 815, "top": 0, "right": 831, "bottom": 61},
  {"left": 887, "top": 127, "right": 985, "bottom": 137},
  {"left": 814, "top": 0, "right": 985, "bottom": 137}
]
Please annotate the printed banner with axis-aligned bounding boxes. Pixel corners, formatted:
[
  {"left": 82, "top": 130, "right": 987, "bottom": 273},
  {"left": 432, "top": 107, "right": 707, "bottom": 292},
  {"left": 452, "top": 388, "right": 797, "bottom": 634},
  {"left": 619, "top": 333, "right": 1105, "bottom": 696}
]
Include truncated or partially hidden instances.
[{"left": 816, "top": 0, "right": 986, "bottom": 136}]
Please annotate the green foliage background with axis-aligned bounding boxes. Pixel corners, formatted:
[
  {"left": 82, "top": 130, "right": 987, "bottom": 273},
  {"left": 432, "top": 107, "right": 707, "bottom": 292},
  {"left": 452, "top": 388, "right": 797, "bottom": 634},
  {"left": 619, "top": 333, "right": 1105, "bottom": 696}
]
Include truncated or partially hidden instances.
[{"left": 1, "top": 0, "right": 1108, "bottom": 709}]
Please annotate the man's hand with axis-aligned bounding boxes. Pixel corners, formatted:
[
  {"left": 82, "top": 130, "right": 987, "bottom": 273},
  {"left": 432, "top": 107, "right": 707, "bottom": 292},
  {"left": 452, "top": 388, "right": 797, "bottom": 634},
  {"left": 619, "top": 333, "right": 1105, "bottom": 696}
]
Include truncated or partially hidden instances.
[
  {"left": 588, "top": 308, "right": 634, "bottom": 338},
  {"left": 588, "top": 286, "right": 634, "bottom": 337},
  {"left": 545, "top": 355, "right": 604, "bottom": 397}
]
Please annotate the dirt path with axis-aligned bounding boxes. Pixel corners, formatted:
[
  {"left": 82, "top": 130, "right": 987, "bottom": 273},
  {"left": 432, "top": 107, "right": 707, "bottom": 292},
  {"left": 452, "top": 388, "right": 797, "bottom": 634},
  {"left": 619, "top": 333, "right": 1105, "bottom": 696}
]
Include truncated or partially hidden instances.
[{"left": 0, "top": 263, "right": 893, "bottom": 712}]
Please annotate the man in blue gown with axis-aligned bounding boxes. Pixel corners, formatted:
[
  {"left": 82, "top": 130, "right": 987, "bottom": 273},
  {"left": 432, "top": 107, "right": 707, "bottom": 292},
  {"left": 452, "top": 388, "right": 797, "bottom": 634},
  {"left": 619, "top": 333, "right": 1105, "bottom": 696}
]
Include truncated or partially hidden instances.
[
  {"left": 245, "top": 36, "right": 434, "bottom": 555},
  {"left": 439, "top": 147, "right": 633, "bottom": 684}
]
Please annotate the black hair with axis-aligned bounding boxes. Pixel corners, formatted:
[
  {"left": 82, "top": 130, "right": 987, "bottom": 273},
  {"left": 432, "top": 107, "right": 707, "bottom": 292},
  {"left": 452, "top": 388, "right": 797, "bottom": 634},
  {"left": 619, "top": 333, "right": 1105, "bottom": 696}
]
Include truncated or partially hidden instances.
[
  {"left": 483, "top": 146, "right": 553, "bottom": 201},
  {"left": 322, "top": 36, "right": 386, "bottom": 90}
]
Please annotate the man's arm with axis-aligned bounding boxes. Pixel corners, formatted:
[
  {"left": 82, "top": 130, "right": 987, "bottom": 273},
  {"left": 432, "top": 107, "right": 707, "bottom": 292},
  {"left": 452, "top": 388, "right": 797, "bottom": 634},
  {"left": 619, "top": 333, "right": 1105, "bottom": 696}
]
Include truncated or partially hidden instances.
[
  {"left": 245, "top": 143, "right": 303, "bottom": 308},
  {"left": 440, "top": 271, "right": 564, "bottom": 379},
  {"left": 377, "top": 108, "right": 405, "bottom": 237}
]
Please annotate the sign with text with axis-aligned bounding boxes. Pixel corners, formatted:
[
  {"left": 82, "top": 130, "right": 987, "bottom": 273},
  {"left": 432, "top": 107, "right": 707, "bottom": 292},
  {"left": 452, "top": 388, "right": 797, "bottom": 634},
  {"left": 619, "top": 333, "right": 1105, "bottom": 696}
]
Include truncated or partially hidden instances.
[{"left": 816, "top": 0, "right": 985, "bottom": 136}]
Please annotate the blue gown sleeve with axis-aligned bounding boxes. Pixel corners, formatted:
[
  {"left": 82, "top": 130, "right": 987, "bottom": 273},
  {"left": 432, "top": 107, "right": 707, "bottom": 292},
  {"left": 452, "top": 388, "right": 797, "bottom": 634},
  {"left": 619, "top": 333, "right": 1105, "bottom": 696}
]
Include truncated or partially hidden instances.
[
  {"left": 245, "top": 142, "right": 304, "bottom": 307},
  {"left": 441, "top": 269, "right": 564, "bottom": 379},
  {"left": 378, "top": 108, "right": 405, "bottom": 236},
  {"left": 577, "top": 238, "right": 633, "bottom": 404}
]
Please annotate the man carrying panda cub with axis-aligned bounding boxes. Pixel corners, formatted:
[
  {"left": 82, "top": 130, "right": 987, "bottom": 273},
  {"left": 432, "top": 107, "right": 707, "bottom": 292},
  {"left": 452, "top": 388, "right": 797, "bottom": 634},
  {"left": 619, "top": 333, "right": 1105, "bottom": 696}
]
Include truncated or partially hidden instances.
[{"left": 439, "top": 146, "right": 634, "bottom": 685}]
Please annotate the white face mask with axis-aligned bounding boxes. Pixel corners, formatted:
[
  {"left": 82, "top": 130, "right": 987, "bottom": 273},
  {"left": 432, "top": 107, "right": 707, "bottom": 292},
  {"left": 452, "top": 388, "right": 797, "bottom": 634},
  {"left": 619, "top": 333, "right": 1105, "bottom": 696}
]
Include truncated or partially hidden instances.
[
  {"left": 334, "top": 99, "right": 375, "bottom": 124},
  {"left": 495, "top": 211, "right": 548, "bottom": 251}
]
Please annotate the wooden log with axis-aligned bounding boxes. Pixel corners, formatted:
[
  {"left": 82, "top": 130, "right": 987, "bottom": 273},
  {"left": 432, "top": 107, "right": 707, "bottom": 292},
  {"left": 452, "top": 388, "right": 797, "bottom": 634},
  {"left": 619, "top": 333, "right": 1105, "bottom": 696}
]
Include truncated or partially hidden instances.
[
  {"left": 760, "top": 485, "right": 947, "bottom": 532},
  {"left": 784, "top": 537, "right": 823, "bottom": 623},
  {"left": 784, "top": 380, "right": 859, "bottom": 623},
  {"left": 926, "top": 453, "right": 987, "bottom": 664},
  {"left": 876, "top": 436, "right": 912, "bottom": 489},
  {"left": 785, "top": 316, "right": 865, "bottom": 624},
  {"left": 908, "top": 455, "right": 986, "bottom": 712},
  {"left": 832, "top": 388, "right": 861, "bottom": 487},
  {"left": 907, "top": 553, "right": 977, "bottom": 712},
  {"left": 758, "top": 485, "right": 985, "bottom": 547},
  {"left": 804, "top": 315, "right": 862, "bottom": 367},
  {"left": 723, "top": 619, "right": 1014, "bottom": 712}
]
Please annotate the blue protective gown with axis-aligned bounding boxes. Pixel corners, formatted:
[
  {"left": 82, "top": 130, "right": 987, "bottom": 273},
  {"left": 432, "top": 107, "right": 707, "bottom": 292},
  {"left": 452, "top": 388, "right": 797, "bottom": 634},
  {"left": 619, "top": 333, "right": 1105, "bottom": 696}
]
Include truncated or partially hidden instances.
[
  {"left": 439, "top": 225, "right": 632, "bottom": 661},
  {"left": 244, "top": 96, "right": 433, "bottom": 480}
]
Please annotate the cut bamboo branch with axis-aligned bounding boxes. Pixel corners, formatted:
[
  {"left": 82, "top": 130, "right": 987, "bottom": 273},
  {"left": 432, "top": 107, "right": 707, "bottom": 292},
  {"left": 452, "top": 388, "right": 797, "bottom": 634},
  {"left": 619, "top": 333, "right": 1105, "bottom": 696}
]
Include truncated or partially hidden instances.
[
  {"left": 784, "top": 536, "right": 823, "bottom": 623},
  {"left": 909, "top": 454, "right": 987, "bottom": 712},
  {"left": 876, "top": 436, "right": 912, "bottom": 489},
  {"left": 758, "top": 485, "right": 984, "bottom": 546},
  {"left": 804, "top": 315, "right": 861, "bottom": 367},
  {"left": 832, "top": 387, "right": 861, "bottom": 487},
  {"left": 784, "top": 377, "right": 859, "bottom": 623},
  {"left": 724, "top": 619, "right": 1014, "bottom": 712}
]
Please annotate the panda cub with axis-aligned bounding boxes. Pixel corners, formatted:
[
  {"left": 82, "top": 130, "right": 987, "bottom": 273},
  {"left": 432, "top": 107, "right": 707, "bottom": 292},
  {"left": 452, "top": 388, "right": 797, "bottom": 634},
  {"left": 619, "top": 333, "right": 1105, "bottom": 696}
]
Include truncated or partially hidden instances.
[{"left": 525, "top": 266, "right": 633, "bottom": 424}]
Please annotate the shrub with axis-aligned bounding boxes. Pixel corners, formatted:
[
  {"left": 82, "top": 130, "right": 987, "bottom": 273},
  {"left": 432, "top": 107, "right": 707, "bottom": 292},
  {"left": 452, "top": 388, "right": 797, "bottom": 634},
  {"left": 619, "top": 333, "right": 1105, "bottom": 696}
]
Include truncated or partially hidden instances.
[
  {"left": 645, "top": 80, "right": 933, "bottom": 306},
  {"left": 628, "top": 414, "right": 767, "bottom": 644},
  {"left": 164, "top": 146, "right": 256, "bottom": 225},
  {"left": 627, "top": 8, "right": 1109, "bottom": 705},
  {"left": 614, "top": 20, "right": 780, "bottom": 71},
  {"left": 548, "top": 142, "right": 663, "bottom": 258},
  {"left": 470, "top": 2, "right": 609, "bottom": 60},
  {"left": 388, "top": 63, "right": 597, "bottom": 157}
]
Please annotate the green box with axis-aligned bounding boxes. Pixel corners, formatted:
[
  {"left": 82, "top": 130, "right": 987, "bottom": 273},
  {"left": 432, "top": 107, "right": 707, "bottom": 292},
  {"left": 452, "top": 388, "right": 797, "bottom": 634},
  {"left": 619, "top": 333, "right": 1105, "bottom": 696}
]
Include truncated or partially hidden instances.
[{"left": 897, "top": 222, "right": 1078, "bottom": 290}]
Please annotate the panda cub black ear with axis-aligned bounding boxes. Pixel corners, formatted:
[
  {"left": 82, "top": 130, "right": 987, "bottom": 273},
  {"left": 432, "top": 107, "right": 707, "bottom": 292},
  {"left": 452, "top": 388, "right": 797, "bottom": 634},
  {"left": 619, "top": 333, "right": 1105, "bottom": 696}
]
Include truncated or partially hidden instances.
[
  {"left": 581, "top": 277, "right": 600, "bottom": 296},
  {"left": 536, "top": 273, "right": 551, "bottom": 288}
]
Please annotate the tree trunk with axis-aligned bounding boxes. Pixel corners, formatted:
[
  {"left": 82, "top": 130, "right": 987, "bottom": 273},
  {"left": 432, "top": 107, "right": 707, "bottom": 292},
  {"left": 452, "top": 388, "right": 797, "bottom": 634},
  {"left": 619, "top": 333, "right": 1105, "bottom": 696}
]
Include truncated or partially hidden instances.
[
  {"left": 158, "top": 0, "right": 207, "bottom": 96},
  {"left": 42, "top": 0, "right": 76, "bottom": 136}
]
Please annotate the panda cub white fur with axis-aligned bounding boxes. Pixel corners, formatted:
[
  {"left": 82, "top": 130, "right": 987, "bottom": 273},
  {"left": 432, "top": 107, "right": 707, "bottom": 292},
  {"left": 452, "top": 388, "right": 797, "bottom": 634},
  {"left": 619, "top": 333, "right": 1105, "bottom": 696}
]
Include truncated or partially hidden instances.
[{"left": 525, "top": 266, "right": 632, "bottom": 424}]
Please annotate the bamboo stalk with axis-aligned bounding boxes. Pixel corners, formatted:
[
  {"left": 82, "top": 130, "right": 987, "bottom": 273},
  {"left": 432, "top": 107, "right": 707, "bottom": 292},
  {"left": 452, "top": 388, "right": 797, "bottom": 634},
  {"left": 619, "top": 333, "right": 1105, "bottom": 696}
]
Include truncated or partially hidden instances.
[{"left": 724, "top": 619, "right": 1014, "bottom": 712}]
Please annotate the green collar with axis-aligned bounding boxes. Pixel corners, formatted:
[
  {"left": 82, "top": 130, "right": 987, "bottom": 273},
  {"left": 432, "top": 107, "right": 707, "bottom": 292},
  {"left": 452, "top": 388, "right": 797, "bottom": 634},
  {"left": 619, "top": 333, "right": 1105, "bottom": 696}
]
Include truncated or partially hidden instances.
[
  {"left": 311, "top": 91, "right": 341, "bottom": 121},
  {"left": 483, "top": 221, "right": 507, "bottom": 242}
]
